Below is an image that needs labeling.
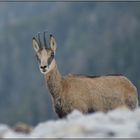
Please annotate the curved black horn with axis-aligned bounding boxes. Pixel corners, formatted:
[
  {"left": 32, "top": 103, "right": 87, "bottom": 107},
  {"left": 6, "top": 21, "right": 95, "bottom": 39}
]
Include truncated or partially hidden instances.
[
  {"left": 43, "top": 31, "right": 48, "bottom": 48},
  {"left": 37, "top": 32, "right": 42, "bottom": 47}
]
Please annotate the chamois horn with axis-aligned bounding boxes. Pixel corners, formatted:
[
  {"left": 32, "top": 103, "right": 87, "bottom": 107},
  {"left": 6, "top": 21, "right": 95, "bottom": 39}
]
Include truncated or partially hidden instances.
[
  {"left": 43, "top": 31, "right": 48, "bottom": 48},
  {"left": 37, "top": 32, "right": 42, "bottom": 47}
]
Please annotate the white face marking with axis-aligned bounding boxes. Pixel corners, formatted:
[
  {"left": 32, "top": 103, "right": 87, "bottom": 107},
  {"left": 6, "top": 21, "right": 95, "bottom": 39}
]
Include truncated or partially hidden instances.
[
  {"left": 40, "top": 59, "right": 55, "bottom": 74},
  {"left": 33, "top": 34, "right": 57, "bottom": 75},
  {"left": 36, "top": 48, "right": 55, "bottom": 75}
]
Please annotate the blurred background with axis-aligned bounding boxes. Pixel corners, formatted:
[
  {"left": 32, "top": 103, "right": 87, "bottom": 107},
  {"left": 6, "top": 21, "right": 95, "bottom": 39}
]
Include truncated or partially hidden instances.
[{"left": 0, "top": 2, "right": 140, "bottom": 126}]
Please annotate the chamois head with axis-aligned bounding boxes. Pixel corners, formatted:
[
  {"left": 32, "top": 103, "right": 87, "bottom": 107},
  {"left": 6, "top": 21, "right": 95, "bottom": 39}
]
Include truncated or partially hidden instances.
[{"left": 32, "top": 32, "right": 57, "bottom": 74}]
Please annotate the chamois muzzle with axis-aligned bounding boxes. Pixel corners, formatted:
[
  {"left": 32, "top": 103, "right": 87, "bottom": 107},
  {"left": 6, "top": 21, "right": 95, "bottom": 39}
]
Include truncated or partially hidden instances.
[{"left": 40, "top": 65, "right": 48, "bottom": 74}]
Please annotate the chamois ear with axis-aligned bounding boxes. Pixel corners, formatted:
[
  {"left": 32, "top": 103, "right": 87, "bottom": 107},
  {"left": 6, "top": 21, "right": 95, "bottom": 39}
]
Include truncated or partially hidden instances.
[
  {"left": 50, "top": 34, "right": 57, "bottom": 53},
  {"left": 32, "top": 37, "right": 40, "bottom": 52}
]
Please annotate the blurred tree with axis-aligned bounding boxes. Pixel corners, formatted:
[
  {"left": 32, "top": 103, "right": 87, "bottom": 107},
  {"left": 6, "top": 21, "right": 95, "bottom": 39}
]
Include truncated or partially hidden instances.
[{"left": 0, "top": 2, "right": 139, "bottom": 126}]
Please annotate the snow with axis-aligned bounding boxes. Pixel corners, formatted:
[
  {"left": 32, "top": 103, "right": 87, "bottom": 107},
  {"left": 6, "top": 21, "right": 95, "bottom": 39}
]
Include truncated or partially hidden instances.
[{"left": 1, "top": 107, "right": 140, "bottom": 138}]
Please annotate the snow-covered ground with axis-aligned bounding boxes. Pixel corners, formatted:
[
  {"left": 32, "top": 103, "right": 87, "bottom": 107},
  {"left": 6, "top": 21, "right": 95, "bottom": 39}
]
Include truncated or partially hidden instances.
[{"left": 1, "top": 107, "right": 140, "bottom": 138}]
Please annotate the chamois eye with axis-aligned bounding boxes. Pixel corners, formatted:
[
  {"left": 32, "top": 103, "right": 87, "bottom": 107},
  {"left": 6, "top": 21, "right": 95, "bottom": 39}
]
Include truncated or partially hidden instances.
[{"left": 51, "top": 52, "right": 54, "bottom": 57}]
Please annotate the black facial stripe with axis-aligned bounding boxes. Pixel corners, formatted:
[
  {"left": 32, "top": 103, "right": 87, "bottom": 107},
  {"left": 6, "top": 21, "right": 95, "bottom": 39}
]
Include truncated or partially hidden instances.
[
  {"left": 48, "top": 53, "right": 54, "bottom": 66},
  {"left": 36, "top": 54, "right": 41, "bottom": 64}
]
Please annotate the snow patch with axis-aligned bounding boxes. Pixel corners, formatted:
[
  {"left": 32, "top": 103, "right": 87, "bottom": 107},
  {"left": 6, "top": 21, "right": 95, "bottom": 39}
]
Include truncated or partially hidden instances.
[{"left": 1, "top": 108, "right": 140, "bottom": 138}]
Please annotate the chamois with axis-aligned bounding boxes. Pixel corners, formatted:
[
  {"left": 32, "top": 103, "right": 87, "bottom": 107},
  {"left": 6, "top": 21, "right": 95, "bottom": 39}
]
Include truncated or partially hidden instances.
[{"left": 32, "top": 32, "right": 138, "bottom": 118}]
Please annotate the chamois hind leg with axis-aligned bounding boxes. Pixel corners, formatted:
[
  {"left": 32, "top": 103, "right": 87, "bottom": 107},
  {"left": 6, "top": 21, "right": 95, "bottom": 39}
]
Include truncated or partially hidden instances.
[{"left": 125, "top": 95, "right": 139, "bottom": 110}]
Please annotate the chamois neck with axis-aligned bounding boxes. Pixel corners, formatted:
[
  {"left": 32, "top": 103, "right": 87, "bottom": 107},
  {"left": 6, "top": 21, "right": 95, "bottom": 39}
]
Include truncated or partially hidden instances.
[{"left": 45, "top": 64, "right": 62, "bottom": 98}]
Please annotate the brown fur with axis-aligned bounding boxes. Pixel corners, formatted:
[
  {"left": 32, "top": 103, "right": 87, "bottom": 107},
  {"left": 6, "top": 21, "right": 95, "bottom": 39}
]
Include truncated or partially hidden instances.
[
  {"left": 45, "top": 64, "right": 138, "bottom": 118},
  {"left": 32, "top": 33, "right": 138, "bottom": 118}
]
